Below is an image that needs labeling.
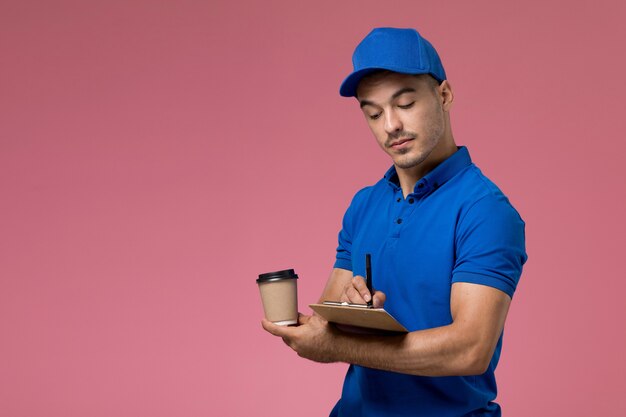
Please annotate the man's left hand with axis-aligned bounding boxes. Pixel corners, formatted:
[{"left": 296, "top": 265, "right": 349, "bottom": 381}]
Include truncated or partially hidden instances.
[{"left": 261, "top": 313, "right": 339, "bottom": 363}]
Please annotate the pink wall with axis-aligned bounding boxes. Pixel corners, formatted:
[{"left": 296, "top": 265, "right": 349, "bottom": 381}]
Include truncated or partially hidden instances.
[{"left": 1, "top": 1, "right": 625, "bottom": 415}]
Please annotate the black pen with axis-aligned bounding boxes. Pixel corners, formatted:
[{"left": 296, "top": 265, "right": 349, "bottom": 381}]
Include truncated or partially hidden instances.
[{"left": 365, "top": 253, "right": 373, "bottom": 307}]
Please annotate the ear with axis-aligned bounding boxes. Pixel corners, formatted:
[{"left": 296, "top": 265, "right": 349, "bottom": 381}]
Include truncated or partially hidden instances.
[{"left": 439, "top": 80, "right": 454, "bottom": 112}]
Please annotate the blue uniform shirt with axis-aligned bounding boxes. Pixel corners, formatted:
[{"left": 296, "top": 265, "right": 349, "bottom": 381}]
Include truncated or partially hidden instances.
[{"left": 331, "top": 146, "right": 527, "bottom": 417}]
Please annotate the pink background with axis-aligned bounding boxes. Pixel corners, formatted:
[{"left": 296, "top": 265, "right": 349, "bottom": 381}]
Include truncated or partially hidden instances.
[{"left": 1, "top": 1, "right": 625, "bottom": 415}]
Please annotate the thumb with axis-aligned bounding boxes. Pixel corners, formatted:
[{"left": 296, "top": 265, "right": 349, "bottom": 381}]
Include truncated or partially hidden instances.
[{"left": 373, "top": 290, "right": 386, "bottom": 308}]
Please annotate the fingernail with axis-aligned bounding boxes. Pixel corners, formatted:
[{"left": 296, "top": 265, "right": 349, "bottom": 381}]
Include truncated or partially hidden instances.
[{"left": 364, "top": 294, "right": 371, "bottom": 301}]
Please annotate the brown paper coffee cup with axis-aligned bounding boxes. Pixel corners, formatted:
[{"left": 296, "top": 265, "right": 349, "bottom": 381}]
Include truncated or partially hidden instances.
[{"left": 257, "top": 269, "right": 298, "bottom": 325}]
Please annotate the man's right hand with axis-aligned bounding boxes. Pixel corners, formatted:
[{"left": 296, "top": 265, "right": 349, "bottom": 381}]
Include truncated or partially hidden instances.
[{"left": 339, "top": 275, "right": 386, "bottom": 308}]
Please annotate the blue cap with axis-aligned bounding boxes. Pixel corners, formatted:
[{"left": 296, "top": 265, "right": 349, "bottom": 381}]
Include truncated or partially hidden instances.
[{"left": 339, "top": 27, "right": 447, "bottom": 97}]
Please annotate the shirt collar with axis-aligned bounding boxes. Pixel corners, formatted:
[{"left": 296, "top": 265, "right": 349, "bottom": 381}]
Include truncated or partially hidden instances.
[{"left": 383, "top": 146, "right": 473, "bottom": 194}]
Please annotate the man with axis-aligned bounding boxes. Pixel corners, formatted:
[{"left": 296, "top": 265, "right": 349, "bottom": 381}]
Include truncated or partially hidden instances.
[{"left": 262, "top": 27, "right": 527, "bottom": 416}]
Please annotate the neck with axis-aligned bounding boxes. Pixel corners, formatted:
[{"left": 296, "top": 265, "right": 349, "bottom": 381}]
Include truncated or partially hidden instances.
[{"left": 396, "top": 138, "right": 457, "bottom": 198}]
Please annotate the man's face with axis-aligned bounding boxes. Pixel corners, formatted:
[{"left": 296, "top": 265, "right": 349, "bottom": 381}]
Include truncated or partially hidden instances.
[{"left": 356, "top": 72, "right": 447, "bottom": 170}]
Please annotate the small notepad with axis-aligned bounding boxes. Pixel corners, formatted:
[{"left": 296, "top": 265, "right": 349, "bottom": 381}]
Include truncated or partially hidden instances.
[{"left": 309, "top": 302, "right": 408, "bottom": 333}]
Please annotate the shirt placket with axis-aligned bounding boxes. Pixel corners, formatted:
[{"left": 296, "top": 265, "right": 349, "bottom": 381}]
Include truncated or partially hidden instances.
[{"left": 390, "top": 179, "right": 430, "bottom": 238}]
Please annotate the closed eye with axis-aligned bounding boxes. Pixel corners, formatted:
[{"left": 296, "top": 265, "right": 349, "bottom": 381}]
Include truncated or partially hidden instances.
[
  {"left": 368, "top": 113, "right": 381, "bottom": 120},
  {"left": 398, "top": 102, "right": 415, "bottom": 109}
]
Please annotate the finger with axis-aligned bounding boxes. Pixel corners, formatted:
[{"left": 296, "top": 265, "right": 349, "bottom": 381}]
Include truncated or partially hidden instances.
[
  {"left": 281, "top": 336, "right": 294, "bottom": 349},
  {"left": 313, "top": 314, "right": 328, "bottom": 325},
  {"left": 345, "top": 284, "right": 367, "bottom": 304},
  {"left": 261, "top": 319, "right": 290, "bottom": 337},
  {"left": 298, "top": 313, "right": 311, "bottom": 325},
  {"left": 352, "top": 276, "right": 372, "bottom": 302},
  {"left": 373, "top": 290, "right": 386, "bottom": 308},
  {"left": 340, "top": 282, "right": 364, "bottom": 304}
]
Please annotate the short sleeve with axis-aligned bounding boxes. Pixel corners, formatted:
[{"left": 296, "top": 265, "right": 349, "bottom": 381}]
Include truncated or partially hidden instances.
[
  {"left": 333, "top": 190, "right": 365, "bottom": 272},
  {"left": 452, "top": 194, "right": 528, "bottom": 298},
  {"left": 334, "top": 206, "right": 354, "bottom": 271}
]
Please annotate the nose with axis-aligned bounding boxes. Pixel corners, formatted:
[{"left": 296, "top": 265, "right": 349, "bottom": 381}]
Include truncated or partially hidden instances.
[{"left": 383, "top": 109, "right": 402, "bottom": 135}]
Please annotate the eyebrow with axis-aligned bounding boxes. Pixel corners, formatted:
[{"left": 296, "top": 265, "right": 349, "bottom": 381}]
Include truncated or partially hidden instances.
[{"left": 359, "top": 87, "right": 417, "bottom": 108}]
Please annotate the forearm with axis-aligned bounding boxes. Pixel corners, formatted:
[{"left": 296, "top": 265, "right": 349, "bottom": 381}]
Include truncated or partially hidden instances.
[
  {"left": 330, "top": 323, "right": 491, "bottom": 377},
  {"left": 314, "top": 274, "right": 508, "bottom": 376}
]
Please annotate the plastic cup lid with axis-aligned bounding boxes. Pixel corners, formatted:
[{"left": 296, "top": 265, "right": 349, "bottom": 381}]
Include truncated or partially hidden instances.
[{"left": 257, "top": 269, "right": 298, "bottom": 283}]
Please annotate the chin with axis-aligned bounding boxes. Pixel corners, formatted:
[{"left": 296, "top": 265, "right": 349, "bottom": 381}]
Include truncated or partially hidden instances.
[{"left": 394, "top": 153, "right": 428, "bottom": 169}]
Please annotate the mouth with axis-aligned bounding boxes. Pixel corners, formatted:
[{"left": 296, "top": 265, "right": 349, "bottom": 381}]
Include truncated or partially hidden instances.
[{"left": 389, "top": 137, "right": 414, "bottom": 149}]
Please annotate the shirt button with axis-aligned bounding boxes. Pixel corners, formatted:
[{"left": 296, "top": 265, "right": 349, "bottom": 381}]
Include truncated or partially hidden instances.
[
  {"left": 396, "top": 198, "right": 401, "bottom": 202},
  {"left": 396, "top": 218, "right": 403, "bottom": 224},
  {"left": 408, "top": 198, "right": 414, "bottom": 204}
]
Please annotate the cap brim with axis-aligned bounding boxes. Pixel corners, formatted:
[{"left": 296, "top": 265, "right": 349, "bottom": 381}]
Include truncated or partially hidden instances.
[
  {"left": 339, "top": 68, "right": 382, "bottom": 97},
  {"left": 339, "top": 66, "right": 443, "bottom": 98}
]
